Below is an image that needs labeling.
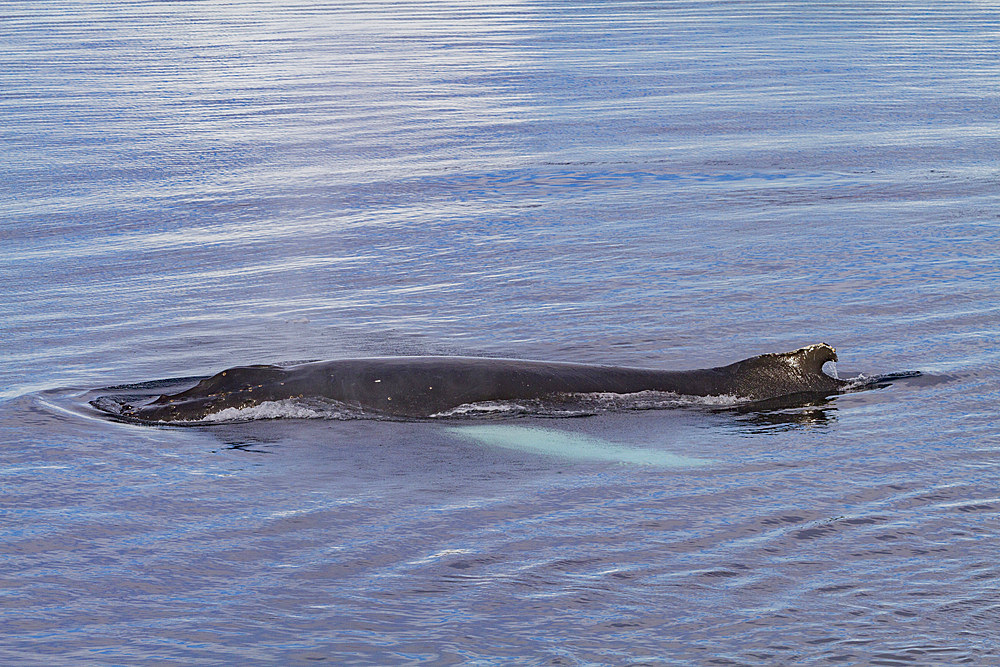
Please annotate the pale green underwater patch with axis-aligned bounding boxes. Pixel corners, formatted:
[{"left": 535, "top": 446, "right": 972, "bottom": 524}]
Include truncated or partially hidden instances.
[{"left": 446, "top": 424, "right": 714, "bottom": 468}]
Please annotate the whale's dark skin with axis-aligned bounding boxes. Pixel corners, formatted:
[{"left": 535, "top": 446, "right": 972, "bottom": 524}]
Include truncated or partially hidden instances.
[{"left": 115, "top": 343, "right": 846, "bottom": 423}]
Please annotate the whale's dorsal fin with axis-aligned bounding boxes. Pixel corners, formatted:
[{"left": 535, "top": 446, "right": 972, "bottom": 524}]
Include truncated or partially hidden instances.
[
  {"left": 782, "top": 343, "right": 838, "bottom": 374},
  {"left": 726, "top": 343, "right": 843, "bottom": 400}
]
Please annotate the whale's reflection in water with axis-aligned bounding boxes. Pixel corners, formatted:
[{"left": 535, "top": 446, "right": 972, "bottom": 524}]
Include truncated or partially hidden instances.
[{"left": 727, "top": 395, "right": 839, "bottom": 433}]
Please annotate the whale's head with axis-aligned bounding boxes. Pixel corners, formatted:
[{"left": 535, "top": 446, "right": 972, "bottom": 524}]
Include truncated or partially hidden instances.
[{"left": 123, "top": 365, "right": 292, "bottom": 423}]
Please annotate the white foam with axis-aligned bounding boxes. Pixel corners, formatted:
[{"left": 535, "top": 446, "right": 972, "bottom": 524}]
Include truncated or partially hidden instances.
[
  {"left": 572, "top": 389, "right": 744, "bottom": 410},
  {"left": 117, "top": 388, "right": 748, "bottom": 425},
  {"left": 432, "top": 390, "right": 744, "bottom": 419},
  {"left": 842, "top": 373, "right": 881, "bottom": 391},
  {"left": 431, "top": 401, "right": 531, "bottom": 418},
  {"left": 198, "top": 399, "right": 351, "bottom": 423}
]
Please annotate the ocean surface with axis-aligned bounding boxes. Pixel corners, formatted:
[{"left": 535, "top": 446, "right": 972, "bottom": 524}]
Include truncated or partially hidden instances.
[{"left": 3, "top": 0, "right": 1000, "bottom": 663}]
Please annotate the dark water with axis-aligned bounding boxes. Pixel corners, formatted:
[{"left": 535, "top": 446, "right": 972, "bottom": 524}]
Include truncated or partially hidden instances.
[{"left": 4, "top": 0, "right": 1000, "bottom": 663}]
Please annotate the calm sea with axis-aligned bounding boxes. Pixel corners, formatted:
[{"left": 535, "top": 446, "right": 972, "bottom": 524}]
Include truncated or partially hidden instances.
[{"left": 3, "top": 0, "right": 1000, "bottom": 663}]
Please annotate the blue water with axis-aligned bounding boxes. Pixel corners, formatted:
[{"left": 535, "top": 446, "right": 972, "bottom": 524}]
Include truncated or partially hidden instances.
[{"left": 4, "top": 0, "right": 1000, "bottom": 663}]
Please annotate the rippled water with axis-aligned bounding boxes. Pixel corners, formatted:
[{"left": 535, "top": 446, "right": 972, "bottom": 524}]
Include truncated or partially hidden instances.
[{"left": 4, "top": 0, "right": 1000, "bottom": 663}]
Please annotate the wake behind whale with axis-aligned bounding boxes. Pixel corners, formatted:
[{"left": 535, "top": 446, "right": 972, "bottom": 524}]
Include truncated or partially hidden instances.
[{"left": 88, "top": 343, "right": 911, "bottom": 425}]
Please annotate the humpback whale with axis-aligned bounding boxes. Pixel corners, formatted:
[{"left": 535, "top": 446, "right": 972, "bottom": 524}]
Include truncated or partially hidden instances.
[{"left": 98, "top": 343, "right": 847, "bottom": 423}]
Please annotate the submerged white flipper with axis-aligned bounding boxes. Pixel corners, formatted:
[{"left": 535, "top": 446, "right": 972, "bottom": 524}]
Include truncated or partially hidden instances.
[{"left": 447, "top": 424, "right": 714, "bottom": 467}]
